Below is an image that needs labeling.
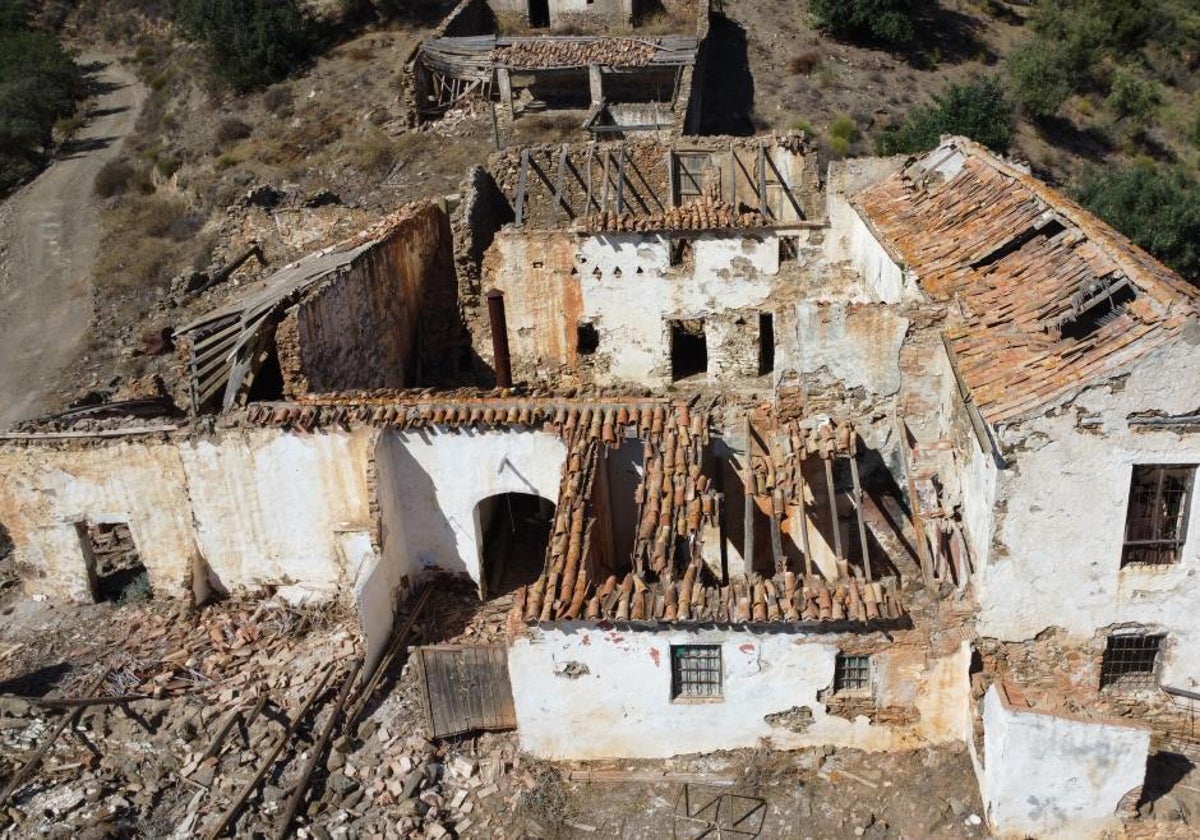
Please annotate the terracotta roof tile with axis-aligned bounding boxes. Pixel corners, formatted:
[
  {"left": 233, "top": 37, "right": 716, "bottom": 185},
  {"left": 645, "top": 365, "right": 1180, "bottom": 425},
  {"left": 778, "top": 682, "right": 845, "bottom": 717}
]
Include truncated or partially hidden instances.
[{"left": 855, "top": 138, "right": 1200, "bottom": 425}]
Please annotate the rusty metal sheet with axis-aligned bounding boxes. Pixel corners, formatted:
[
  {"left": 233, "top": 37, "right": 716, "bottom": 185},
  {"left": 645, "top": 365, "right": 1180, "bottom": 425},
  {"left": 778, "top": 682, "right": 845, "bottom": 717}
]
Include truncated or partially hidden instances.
[{"left": 416, "top": 645, "right": 516, "bottom": 738}]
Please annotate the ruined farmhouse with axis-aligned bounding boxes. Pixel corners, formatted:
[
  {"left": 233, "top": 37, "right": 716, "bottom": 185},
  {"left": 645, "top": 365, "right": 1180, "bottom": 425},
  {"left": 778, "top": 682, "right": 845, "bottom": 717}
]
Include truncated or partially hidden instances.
[{"left": 4, "top": 127, "right": 1199, "bottom": 836}]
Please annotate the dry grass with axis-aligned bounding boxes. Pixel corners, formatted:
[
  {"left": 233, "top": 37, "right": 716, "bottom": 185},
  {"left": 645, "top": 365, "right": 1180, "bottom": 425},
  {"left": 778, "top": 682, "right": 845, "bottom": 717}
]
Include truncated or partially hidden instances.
[{"left": 789, "top": 50, "right": 822, "bottom": 75}]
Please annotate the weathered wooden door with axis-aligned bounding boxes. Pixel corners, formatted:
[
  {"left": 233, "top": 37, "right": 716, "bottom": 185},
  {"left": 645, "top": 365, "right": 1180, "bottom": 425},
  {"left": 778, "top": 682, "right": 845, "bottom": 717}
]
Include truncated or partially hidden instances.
[{"left": 416, "top": 645, "right": 517, "bottom": 738}]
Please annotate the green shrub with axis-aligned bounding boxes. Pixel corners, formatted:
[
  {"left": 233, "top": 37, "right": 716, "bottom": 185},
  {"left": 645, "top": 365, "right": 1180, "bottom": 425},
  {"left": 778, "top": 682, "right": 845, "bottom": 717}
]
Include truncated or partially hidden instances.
[
  {"left": 1077, "top": 161, "right": 1200, "bottom": 284},
  {"left": 1007, "top": 41, "right": 1074, "bottom": 118},
  {"left": 829, "top": 115, "right": 859, "bottom": 143},
  {"left": 215, "top": 116, "right": 252, "bottom": 146},
  {"left": 1105, "top": 67, "right": 1159, "bottom": 127},
  {"left": 879, "top": 76, "right": 1014, "bottom": 155},
  {"left": 173, "top": 0, "right": 320, "bottom": 91},
  {"left": 808, "top": 0, "right": 926, "bottom": 46}
]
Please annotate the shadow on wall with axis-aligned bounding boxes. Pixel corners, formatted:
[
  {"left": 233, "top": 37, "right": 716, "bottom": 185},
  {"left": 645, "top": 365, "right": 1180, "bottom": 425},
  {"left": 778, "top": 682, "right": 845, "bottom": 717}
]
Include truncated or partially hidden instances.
[
  {"left": 1138, "top": 751, "right": 1197, "bottom": 816},
  {"left": 376, "top": 429, "right": 460, "bottom": 587},
  {"left": 699, "top": 13, "right": 755, "bottom": 136}
]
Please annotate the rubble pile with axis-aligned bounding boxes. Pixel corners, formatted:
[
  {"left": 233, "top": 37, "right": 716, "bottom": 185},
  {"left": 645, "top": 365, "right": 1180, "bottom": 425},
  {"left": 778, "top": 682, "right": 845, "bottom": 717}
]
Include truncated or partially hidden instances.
[
  {"left": 493, "top": 37, "right": 659, "bottom": 69},
  {"left": 0, "top": 599, "right": 362, "bottom": 837}
]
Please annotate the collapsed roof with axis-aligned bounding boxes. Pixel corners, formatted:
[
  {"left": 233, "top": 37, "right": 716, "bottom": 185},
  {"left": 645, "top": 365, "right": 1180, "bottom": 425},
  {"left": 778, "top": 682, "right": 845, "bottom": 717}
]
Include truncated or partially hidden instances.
[{"left": 855, "top": 137, "right": 1200, "bottom": 426}]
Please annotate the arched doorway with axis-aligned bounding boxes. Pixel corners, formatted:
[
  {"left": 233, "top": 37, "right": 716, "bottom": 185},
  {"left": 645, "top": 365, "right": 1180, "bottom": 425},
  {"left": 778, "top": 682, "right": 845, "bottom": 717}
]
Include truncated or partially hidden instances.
[{"left": 474, "top": 493, "right": 554, "bottom": 599}]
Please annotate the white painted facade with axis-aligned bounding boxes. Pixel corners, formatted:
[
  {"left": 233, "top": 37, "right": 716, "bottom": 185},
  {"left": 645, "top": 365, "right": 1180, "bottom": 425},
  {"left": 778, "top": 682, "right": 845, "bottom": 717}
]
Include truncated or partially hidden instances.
[
  {"left": 0, "top": 428, "right": 376, "bottom": 603},
  {"left": 964, "top": 341, "right": 1200, "bottom": 689},
  {"left": 578, "top": 231, "right": 783, "bottom": 385},
  {"left": 978, "top": 684, "right": 1150, "bottom": 839},
  {"left": 509, "top": 625, "right": 970, "bottom": 760},
  {"left": 374, "top": 427, "right": 567, "bottom": 588}
]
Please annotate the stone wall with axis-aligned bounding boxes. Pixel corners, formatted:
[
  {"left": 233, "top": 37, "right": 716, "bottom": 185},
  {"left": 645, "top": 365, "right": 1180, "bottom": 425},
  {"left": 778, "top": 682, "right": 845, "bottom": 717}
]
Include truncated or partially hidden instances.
[{"left": 276, "top": 203, "right": 453, "bottom": 395}]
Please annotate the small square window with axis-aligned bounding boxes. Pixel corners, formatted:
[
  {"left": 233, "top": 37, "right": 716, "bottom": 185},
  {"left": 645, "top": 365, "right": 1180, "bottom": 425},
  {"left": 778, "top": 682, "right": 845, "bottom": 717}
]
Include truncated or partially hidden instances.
[
  {"left": 671, "top": 645, "right": 722, "bottom": 700},
  {"left": 1122, "top": 465, "right": 1195, "bottom": 566},
  {"left": 834, "top": 654, "right": 871, "bottom": 693},
  {"left": 1100, "top": 633, "right": 1163, "bottom": 689}
]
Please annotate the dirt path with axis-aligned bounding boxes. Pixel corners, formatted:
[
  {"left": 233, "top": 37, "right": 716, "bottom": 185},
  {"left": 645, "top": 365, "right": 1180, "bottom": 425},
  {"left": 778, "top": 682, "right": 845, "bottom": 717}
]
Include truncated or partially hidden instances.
[{"left": 0, "top": 55, "right": 146, "bottom": 430}]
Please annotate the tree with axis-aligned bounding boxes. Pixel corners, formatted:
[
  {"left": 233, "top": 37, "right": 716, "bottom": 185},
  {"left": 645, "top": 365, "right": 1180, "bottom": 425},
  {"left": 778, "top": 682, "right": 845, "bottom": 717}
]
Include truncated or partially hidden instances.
[
  {"left": 1077, "top": 161, "right": 1200, "bottom": 284},
  {"left": 878, "top": 76, "right": 1014, "bottom": 155},
  {"left": 0, "top": 2, "right": 81, "bottom": 194},
  {"left": 173, "top": 0, "right": 320, "bottom": 91},
  {"left": 1105, "top": 67, "right": 1159, "bottom": 128},
  {"left": 1006, "top": 40, "right": 1074, "bottom": 119},
  {"left": 808, "top": 0, "right": 926, "bottom": 46}
]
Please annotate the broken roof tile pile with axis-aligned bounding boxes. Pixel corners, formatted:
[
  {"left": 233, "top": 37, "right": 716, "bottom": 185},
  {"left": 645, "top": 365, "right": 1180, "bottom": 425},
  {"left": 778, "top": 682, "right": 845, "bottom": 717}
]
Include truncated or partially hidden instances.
[
  {"left": 855, "top": 138, "right": 1200, "bottom": 425},
  {"left": 580, "top": 197, "right": 766, "bottom": 233}
]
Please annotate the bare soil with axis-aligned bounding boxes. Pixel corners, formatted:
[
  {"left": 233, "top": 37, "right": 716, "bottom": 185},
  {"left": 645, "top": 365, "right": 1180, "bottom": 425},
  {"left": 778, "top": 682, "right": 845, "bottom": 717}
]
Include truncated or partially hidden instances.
[{"left": 0, "top": 56, "right": 147, "bottom": 429}]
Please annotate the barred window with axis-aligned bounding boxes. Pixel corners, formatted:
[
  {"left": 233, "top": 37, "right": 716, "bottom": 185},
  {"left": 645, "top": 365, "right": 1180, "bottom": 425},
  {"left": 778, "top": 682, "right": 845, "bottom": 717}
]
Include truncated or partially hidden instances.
[
  {"left": 1100, "top": 634, "right": 1163, "bottom": 689},
  {"left": 671, "top": 645, "right": 722, "bottom": 700},
  {"left": 1122, "top": 465, "right": 1195, "bottom": 566},
  {"left": 834, "top": 654, "right": 871, "bottom": 693}
]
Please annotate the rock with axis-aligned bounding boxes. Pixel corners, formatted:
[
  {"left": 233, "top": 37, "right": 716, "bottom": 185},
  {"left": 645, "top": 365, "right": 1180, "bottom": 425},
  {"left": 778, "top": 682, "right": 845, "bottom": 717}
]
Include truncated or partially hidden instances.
[
  {"left": 326, "top": 773, "right": 358, "bottom": 797},
  {"left": 327, "top": 750, "right": 346, "bottom": 772},
  {"left": 947, "top": 797, "right": 967, "bottom": 817}
]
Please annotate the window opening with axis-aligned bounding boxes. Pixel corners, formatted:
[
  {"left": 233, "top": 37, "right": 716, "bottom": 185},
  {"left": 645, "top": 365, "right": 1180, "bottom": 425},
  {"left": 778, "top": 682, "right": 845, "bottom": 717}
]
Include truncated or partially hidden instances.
[
  {"left": 671, "top": 645, "right": 722, "bottom": 700},
  {"left": 669, "top": 238, "right": 693, "bottom": 267},
  {"left": 80, "top": 522, "right": 151, "bottom": 603},
  {"left": 577, "top": 322, "right": 599, "bottom": 356},
  {"left": 758, "top": 312, "right": 775, "bottom": 376},
  {"left": 673, "top": 152, "right": 714, "bottom": 206},
  {"left": 779, "top": 235, "right": 799, "bottom": 262},
  {"left": 1100, "top": 633, "right": 1163, "bottom": 689},
  {"left": 1121, "top": 465, "right": 1195, "bottom": 566},
  {"left": 834, "top": 653, "right": 871, "bottom": 693},
  {"left": 528, "top": 0, "right": 550, "bottom": 27},
  {"left": 670, "top": 319, "right": 707, "bottom": 381}
]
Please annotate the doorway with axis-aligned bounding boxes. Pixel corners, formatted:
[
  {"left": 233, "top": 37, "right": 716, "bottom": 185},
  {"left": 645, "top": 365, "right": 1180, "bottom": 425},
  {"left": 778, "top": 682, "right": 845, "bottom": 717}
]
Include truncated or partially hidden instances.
[
  {"left": 529, "top": 0, "right": 550, "bottom": 28},
  {"left": 475, "top": 493, "right": 554, "bottom": 598}
]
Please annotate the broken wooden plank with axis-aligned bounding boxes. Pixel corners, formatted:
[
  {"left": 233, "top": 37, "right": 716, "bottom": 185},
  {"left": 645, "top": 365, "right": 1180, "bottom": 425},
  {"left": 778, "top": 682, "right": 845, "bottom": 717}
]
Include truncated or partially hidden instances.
[
  {"left": 272, "top": 657, "right": 362, "bottom": 840},
  {"left": 0, "top": 671, "right": 106, "bottom": 809}
]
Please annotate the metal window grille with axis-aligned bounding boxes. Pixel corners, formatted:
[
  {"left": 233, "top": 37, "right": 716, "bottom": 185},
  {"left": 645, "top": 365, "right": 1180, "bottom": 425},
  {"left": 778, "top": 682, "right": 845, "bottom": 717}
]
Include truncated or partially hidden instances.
[
  {"left": 1122, "top": 465, "right": 1196, "bottom": 566},
  {"left": 834, "top": 654, "right": 871, "bottom": 693},
  {"left": 671, "top": 645, "right": 722, "bottom": 700},
  {"left": 1100, "top": 634, "right": 1163, "bottom": 689}
]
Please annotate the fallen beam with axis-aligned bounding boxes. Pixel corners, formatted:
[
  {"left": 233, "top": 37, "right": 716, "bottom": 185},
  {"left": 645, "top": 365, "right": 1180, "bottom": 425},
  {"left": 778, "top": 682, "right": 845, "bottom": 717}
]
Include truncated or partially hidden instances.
[{"left": 0, "top": 671, "right": 106, "bottom": 809}]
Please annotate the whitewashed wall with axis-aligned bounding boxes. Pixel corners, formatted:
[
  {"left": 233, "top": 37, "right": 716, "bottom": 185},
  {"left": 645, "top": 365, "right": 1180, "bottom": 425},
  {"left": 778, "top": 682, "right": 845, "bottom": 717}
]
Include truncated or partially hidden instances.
[
  {"left": 0, "top": 428, "right": 377, "bottom": 601},
  {"left": 979, "top": 684, "right": 1149, "bottom": 839},
  {"left": 509, "top": 625, "right": 969, "bottom": 759},
  {"left": 825, "top": 194, "right": 911, "bottom": 304},
  {"left": 374, "top": 427, "right": 567, "bottom": 588},
  {"left": 579, "top": 232, "right": 781, "bottom": 385},
  {"left": 977, "top": 341, "right": 1200, "bottom": 689}
]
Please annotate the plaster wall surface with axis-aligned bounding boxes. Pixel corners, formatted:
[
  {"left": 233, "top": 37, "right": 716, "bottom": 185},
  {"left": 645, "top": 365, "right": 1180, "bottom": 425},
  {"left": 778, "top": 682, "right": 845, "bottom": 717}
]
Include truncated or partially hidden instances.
[
  {"left": 374, "top": 427, "right": 567, "bottom": 587},
  {"left": 488, "top": 229, "right": 797, "bottom": 386},
  {"left": 176, "top": 428, "right": 374, "bottom": 595},
  {"left": 980, "top": 685, "right": 1149, "bottom": 839},
  {"left": 509, "top": 625, "right": 969, "bottom": 759},
  {"left": 977, "top": 341, "right": 1200, "bottom": 686},
  {"left": 0, "top": 427, "right": 376, "bottom": 602},
  {"left": 0, "top": 440, "right": 197, "bottom": 601},
  {"left": 783, "top": 303, "right": 908, "bottom": 399},
  {"left": 825, "top": 195, "right": 909, "bottom": 304}
]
